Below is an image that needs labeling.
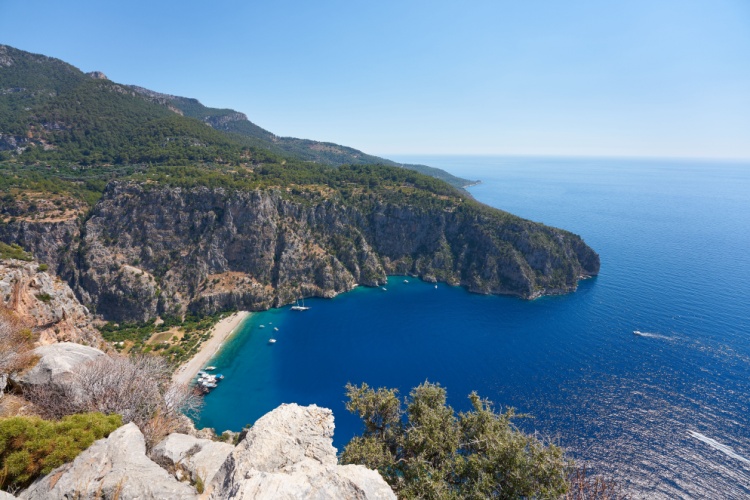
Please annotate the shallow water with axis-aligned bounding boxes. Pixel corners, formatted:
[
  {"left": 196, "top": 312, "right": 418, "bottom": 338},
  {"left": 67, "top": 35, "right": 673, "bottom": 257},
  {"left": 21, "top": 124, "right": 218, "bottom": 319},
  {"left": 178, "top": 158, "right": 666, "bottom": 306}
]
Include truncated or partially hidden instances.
[{"left": 197, "top": 156, "right": 750, "bottom": 498}]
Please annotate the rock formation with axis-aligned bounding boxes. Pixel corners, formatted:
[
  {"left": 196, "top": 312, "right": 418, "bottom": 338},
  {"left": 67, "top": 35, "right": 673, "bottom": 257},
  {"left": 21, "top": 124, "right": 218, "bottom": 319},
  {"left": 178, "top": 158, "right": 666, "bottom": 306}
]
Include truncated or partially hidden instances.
[
  {"left": 19, "top": 404, "right": 395, "bottom": 500},
  {"left": 151, "top": 433, "right": 234, "bottom": 486},
  {"left": 53, "top": 181, "right": 598, "bottom": 322},
  {"left": 20, "top": 422, "right": 198, "bottom": 500},
  {"left": 208, "top": 403, "right": 395, "bottom": 499},
  {"left": 14, "top": 342, "right": 104, "bottom": 386},
  {"left": 0, "top": 259, "right": 100, "bottom": 345}
]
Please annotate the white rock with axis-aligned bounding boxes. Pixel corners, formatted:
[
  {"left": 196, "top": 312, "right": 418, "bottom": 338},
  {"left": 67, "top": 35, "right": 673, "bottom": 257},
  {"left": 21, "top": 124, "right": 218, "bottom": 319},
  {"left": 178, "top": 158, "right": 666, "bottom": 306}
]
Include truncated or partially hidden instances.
[
  {"left": 16, "top": 342, "right": 105, "bottom": 386},
  {"left": 151, "top": 433, "right": 233, "bottom": 486},
  {"left": 20, "top": 423, "right": 197, "bottom": 500},
  {"left": 208, "top": 403, "right": 395, "bottom": 499}
]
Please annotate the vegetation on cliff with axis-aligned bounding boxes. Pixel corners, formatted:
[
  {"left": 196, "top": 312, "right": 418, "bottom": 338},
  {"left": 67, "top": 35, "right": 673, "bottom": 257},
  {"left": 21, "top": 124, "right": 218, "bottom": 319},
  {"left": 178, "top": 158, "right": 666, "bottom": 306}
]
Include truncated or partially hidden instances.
[
  {"left": 0, "top": 412, "right": 122, "bottom": 491},
  {"left": 0, "top": 44, "right": 474, "bottom": 188}
]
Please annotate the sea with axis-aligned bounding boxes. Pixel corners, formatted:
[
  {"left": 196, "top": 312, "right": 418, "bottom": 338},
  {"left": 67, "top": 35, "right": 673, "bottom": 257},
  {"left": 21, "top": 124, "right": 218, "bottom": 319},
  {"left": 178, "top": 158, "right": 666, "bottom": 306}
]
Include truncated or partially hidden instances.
[{"left": 196, "top": 156, "right": 750, "bottom": 498}]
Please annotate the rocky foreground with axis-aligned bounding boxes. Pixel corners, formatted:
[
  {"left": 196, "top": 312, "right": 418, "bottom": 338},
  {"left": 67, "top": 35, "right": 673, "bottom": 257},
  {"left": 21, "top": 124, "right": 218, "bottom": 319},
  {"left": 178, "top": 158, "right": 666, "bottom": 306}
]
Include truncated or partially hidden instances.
[{"left": 16, "top": 403, "right": 394, "bottom": 500}]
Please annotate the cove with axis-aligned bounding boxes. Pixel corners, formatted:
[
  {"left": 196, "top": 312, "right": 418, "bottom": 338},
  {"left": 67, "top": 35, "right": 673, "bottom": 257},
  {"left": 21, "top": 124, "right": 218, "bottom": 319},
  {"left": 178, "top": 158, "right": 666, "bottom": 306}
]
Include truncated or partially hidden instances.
[{"left": 197, "top": 157, "right": 750, "bottom": 498}]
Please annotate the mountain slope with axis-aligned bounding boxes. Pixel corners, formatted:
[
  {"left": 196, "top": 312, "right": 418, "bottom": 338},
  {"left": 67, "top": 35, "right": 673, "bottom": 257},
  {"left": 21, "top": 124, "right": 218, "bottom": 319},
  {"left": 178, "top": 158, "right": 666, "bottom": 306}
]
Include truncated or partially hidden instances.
[
  {"left": 0, "top": 45, "right": 599, "bottom": 322},
  {"left": 0, "top": 44, "right": 474, "bottom": 188}
]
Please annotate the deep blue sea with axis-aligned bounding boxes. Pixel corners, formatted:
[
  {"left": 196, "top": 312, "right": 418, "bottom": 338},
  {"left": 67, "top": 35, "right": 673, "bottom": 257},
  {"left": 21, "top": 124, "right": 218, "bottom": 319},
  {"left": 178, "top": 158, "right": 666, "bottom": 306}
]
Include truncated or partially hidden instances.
[{"left": 197, "top": 156, "right": 750, "bottom": 498}]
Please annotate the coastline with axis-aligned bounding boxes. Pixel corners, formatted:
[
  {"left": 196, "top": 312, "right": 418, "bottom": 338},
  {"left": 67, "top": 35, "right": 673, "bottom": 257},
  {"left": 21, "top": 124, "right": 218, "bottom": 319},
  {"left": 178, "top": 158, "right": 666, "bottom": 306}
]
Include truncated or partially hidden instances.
[{"left": 172, "top": 311, "right": 250, "bottom": 386}]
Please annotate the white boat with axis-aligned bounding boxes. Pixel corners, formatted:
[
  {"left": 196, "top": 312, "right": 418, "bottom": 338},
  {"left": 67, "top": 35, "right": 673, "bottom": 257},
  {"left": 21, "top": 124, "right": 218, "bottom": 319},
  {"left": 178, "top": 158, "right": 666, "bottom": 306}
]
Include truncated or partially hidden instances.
[
  {"left": 381, "top": 287, "right": 387, "bottom": 291},
  {"left": 204, "top": 366, "right": 216, "bottom": 371},
  {"left": 269, "top": 338, "right": 277, "bottom": 344},
  {"left": 633, "top": 330, "right": 642, "bottom": 336},
  {"left": 435, "top": 284, "right": 438, "bottom": 289},
  {"left": 274, "top": 327, "right": 279, "bottom": 331},
  {"left": 291, "top": 298, "right": 310, "bottom": 311},
  {"left": 403, "top": 279, "right": 409, "bottom": 283},
  {"left": 259, "top": 325, "right": 265, "bottom": 329}
]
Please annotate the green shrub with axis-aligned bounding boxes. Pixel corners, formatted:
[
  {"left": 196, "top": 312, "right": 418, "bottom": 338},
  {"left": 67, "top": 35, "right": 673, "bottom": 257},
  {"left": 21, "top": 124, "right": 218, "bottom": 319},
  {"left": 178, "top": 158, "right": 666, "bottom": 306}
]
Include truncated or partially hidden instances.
[
  {"left": 34, "top": 293, "right": 52, "bottom": 303},
  {"left": 37, "top": 264, "right": 48, "bottom": 272},
  {"left": 0, "top": 412, "right": 122, "bottom": 491},
  {"left": 0, "top": 242, "right": 32, "bottom": 261},
  {"left": 341, "top": 382, "right": 571, "bottom": 499}
]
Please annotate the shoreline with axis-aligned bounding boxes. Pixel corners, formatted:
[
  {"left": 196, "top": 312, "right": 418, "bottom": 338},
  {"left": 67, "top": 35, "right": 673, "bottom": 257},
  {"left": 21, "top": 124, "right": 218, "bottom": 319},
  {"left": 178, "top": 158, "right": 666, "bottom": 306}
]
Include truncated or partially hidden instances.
[{"left": 172, "top": 311, "right": 250, "bottom": 386}]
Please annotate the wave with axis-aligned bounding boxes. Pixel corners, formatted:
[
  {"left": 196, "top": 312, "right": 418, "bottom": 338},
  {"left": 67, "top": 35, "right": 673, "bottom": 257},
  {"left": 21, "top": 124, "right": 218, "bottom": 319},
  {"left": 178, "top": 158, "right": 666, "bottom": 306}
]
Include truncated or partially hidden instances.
[{"left": 688, "top": 431, "right": 750, "bottom": 465}]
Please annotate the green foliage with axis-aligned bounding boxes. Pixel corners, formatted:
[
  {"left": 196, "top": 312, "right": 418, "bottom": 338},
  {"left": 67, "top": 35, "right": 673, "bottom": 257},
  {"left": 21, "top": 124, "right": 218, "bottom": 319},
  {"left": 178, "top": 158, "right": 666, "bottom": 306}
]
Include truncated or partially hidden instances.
[
  {"left": 341, "top": 382, "right": 571, "bottom": 499},
  {"left": 99, "top": 311, "right": 229, "bottom": 366},
  {"left": 37, "top": 264, "right": 48, "bottom": 272},
  {"left": 0, "top": 412, "right": 122, "bottom": 491},
  {"left": 34, "top": 293, "right": 52, "bottom": 303},
  {"left": 0, "top": 242, "right": 32, "bottom": 261}
]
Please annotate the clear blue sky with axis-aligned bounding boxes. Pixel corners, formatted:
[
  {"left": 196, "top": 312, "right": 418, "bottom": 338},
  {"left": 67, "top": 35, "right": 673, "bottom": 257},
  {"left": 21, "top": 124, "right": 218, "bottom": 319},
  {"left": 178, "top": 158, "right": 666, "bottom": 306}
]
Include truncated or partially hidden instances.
[{"left": 1, "top": 0, "right": 748, "bottom": 159}]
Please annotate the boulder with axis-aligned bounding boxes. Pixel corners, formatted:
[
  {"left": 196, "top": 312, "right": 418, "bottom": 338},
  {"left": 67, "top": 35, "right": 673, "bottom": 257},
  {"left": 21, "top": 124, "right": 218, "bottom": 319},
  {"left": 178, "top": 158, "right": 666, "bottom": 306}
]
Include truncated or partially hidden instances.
[
  {"left": 0, "top": 490, "right": 18, "bottom": 499},
  {"left": 20, "top": 422, "right": 197, "bottom": 500},
  {"left": 208, "top": 403, "right": 395, "bottom": 499},
  {"left": 15, "top": 342, "right": 104, "bottom": 386},
  {"left": 151, "top": 433, "right": 233, "bottom": 486}
]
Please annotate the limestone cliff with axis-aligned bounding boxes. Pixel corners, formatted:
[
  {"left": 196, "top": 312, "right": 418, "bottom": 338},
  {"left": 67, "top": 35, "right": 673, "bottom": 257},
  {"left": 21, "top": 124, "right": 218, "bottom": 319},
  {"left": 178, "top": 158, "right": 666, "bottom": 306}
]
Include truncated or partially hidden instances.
[
  {"left": 63, "top": 181, "right": 598, "bottom": 322},
  {"left": 0, "top": 259, "right": 100, "bottom": 346}
]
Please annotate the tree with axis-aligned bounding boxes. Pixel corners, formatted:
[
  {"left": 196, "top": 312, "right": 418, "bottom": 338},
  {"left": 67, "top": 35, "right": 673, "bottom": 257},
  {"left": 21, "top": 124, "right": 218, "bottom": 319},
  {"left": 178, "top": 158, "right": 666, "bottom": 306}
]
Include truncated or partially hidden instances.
[{"left": 340, "top": 381, "right": 571, "bottom": 499}]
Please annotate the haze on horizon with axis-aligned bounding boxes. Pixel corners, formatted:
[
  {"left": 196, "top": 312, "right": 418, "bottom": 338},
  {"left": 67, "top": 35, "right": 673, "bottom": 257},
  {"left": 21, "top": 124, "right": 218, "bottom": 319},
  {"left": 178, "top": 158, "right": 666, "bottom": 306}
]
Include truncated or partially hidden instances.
[{"left": 1, "top": 0, "right": 748, "bottom": 160}]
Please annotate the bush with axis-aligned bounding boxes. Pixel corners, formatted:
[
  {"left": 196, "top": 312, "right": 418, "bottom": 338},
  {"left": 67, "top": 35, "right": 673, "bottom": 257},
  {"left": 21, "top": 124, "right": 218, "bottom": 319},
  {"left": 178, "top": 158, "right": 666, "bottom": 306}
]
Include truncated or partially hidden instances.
[
  {"left": 24, "top": 354, "right": 202, "bottom": 449},
  {"left": 0, "top": 309, "right": 37, "bottom": 375},
  {"left": 341, "top": 381, "right": 571, "bottom": 499},
  {"left": 0, "top": 412, "right": 122, "bottom": 491}
]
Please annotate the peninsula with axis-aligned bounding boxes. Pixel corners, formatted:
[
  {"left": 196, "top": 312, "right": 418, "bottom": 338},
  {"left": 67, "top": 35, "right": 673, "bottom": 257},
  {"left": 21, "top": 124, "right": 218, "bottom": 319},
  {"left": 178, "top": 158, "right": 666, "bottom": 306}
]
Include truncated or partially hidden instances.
[{"left": 0, "top": 45, "right": 599, "bottom": 325}]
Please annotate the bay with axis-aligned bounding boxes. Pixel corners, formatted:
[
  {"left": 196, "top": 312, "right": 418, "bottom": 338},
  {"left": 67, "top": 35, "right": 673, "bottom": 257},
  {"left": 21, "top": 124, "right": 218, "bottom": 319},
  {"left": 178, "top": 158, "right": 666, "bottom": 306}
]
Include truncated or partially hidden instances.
[{"left": 197, "top": 156, "right": 750, "bottom": 498}]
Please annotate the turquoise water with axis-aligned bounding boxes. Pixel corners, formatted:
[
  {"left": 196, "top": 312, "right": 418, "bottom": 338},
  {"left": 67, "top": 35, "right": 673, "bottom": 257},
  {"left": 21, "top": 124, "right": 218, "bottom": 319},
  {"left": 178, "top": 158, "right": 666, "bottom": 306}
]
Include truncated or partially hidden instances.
[{"left": 197, "top": 156, "right": 750, "bottom": 498}]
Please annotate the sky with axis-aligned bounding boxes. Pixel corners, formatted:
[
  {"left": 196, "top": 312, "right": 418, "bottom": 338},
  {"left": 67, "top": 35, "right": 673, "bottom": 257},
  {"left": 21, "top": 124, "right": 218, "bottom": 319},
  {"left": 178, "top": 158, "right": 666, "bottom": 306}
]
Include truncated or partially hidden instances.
[{"left": 1, "top": 0, "right": 749, "bottom": 159}]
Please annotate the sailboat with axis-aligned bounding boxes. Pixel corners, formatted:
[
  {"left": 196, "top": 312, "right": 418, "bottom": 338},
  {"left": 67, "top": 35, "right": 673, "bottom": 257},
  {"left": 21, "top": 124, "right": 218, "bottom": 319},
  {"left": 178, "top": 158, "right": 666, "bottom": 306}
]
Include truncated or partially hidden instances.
[{"left": 291, "top": 298, "right": 310, "bottom": 311}]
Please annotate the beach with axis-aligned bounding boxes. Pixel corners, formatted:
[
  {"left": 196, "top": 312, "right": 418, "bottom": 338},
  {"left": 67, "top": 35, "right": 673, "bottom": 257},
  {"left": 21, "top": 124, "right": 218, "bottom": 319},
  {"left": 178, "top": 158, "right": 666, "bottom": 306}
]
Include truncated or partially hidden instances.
[{"left": 172, "top": 311, "right": 250, "bottom": 386}]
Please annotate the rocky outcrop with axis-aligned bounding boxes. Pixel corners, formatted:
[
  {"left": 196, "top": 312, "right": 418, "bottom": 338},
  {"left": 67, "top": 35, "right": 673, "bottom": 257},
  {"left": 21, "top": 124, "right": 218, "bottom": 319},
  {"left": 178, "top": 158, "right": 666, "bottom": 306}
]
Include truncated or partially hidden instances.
[
  {"left": 14, "top": 342, "right": 104, "bottom": 386},
  {"left": 203, "top": 112, "right": 249, "bottom": 128},
  {"left": 151, "top": 433, "right": 233, "bottom": 486},
  {"left": 20, "top": 404, "right": 395, "bottom": 500},
  {"left": 0, "top": 259, "right": 100, "bottom": 345},
  {"left": 20, "top": 422, "right": 197, "bottom": 500},
  {"left": 86, "top": 71, "right": 108, "bottom": 80},
  {"left": 207, "top": 403, "right": 395, "bottom": 499},
  {"left": 70, "top": 182, "right": 598, "bottom": 322}
]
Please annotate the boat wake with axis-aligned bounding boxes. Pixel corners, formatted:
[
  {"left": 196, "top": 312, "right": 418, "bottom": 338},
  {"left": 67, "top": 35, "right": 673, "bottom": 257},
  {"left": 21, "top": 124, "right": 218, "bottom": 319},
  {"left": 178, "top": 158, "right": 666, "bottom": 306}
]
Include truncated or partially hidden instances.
[
  {"left": 688, "top": 431, "right": 750, "bottom": 466},
  {"left": 633, "top": 330, "right": 672, "bottom": 340}
]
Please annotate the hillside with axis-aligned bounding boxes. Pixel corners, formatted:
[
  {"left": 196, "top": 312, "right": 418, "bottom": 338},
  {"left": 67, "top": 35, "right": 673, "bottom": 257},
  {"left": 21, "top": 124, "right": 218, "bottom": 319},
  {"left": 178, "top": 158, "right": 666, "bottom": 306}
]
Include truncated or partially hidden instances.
[
  {"left": 0, "top": 45, "right": 599, "bottom": 324},
  {"left": 0, "top": 44, "right": 474, "bottom": 189}
]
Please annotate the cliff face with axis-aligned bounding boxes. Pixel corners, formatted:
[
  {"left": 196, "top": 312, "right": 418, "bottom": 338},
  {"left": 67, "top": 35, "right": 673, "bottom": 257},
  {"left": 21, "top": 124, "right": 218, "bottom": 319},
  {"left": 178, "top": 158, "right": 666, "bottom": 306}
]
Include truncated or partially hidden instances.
[
  {"left": 53, "top": 181, "right": 598, "bottom": 322},
  {"left": 0, "top": 259, "right": 100, "bottom": 346}
]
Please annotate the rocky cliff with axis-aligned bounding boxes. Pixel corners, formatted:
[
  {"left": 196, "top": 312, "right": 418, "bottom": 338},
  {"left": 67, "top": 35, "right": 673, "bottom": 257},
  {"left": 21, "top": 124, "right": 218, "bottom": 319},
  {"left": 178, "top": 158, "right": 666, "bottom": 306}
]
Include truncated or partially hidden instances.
[
  {"left": 1, "top": 180, "right": 598, "bottom": 323},
  {"left": 0, "top": 259, "right": 100, "bottom": 345},
  {"left": 51, "top": 181, "right": 597, "bottom": 322}
]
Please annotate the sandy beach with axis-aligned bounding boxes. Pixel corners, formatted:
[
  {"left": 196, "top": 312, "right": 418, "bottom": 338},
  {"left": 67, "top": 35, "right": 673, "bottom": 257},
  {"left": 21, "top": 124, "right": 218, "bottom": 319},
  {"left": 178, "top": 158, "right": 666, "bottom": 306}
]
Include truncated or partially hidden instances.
[{"left": 172, "top": 311, "right": 250, "bottom": 385}]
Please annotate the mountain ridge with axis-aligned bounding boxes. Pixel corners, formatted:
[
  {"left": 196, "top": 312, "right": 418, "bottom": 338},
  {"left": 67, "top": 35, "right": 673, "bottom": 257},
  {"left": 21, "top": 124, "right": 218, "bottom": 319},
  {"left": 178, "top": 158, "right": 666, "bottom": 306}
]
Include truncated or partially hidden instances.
[{"left": 0, "top": 44, "right": 599, "bottom": 323}]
